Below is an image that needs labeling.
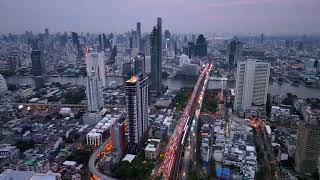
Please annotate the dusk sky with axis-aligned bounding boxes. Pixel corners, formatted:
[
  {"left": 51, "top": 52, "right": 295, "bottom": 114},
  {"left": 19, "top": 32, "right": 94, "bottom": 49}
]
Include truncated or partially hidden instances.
[{"left": 0, "top": 0, "right": 319, "bottom": 35}]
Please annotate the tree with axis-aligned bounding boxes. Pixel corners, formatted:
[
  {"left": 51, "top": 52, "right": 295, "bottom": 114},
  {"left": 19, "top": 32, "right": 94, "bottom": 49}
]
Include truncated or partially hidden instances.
[
  {"left": 67, "top": 149, "right": 91, "bottom": 165},
  {"left": 15, "top": 139, "right": 35, "bottom": 152},
  {"left": 202, "top": 90, "right": 218, "bottom": 113},
  {"left": 171, "top": 88, "right": 192, "bottom": 109},
  {"left": 255, "top": 171, "right": 265, "bottom": 180},
  {"left": 282, "top": 93, "right": 297, "bottom": 106},
  {"left": 63, "top": 89, "right": 86, "bottom": 104},
  {"left": 114, "top": 161, "right": 140, "bottom": 179},
  {"left": 208, "top": 159, "right": 216, "bottom": 178}
]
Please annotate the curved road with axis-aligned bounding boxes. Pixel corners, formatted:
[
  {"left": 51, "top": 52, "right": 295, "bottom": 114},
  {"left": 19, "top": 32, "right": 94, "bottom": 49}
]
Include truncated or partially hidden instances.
[{"left": 88, "top": 138, "right": 118, "bottom": 180}]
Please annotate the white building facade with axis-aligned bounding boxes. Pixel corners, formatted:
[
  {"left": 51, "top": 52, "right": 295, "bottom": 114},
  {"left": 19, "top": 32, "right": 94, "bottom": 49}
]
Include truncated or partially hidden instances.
[
  {"left": 86, "top": 53, "right": 106, "bottom": 88},
  {"left": 234, "top": 59, "right": 270, "bottom": 111},
  {"left": 86, "top": 71, "right": 104, "bottom": 112}
]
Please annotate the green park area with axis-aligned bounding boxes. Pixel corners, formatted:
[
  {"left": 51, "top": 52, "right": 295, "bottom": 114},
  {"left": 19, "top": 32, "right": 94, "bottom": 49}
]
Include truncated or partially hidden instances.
[
  {"left": 171, "top": 88, "right": 218, "bottom": 114},
  {"left": 202, "top": 90, "right": 218, "bottom": 113},
  {"left": 171, "top": 88, "right": 192, "bottom": 109},
  {"left": 113, "top": 154, "right": 156, "bottom": 179}
]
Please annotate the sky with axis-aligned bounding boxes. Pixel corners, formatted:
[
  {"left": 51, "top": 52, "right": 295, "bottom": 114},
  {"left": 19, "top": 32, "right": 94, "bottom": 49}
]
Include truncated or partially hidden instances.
[{"left": 0, "top": 0, "right": 319, "bottom": 35}]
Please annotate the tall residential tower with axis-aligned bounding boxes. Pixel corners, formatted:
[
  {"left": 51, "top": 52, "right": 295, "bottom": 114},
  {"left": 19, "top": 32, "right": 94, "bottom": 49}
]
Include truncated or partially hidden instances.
[
  {"left": 295, "top": 121, "right": 320, "bottom": 175},
  {"left": 86, "top": 71, "right": 104, "bottom": 112},
  {"left": 126, "top": 75, "right": 149, "bottom": 154},
  {"left": 86, "top": 53, "right": 106, "bottom": 88}
]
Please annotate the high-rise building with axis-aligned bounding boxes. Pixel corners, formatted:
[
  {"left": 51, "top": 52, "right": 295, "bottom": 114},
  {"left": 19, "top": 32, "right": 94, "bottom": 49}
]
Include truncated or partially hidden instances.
[
  {"left": 86, "top": 53, "right": 106, "bottom": 88},
  {"left": 185, "top": 42, "right": 195, "bottom": 58},
  {"left": 98, "top": 34, "right": 103, "bottom": 52},
  {"left": 164, "top": 30, "right": 171, "bottom": 40},
  {"left": 295, "top": 121, "right": 320, "bottom": 175},
  {"left": 137, "top": 22, "right": 141, "bottom": 51},
  {"left": 195, "top": 34, "right": 207, "bottom": 57},
  {"left": 7, "top": 53, "right": 19, "bottom": 73},
  {"left": 122, "top": 62, "right": 133, "bottom": 80},
  {"left": 234, "top": 59, "right": 270, "bottom": 111},
  {"left": 108, "top": 45, "right": 117, "bottom": 64},
  {"left": 31, "top": 49, "right": 44, "bottom": 76},
  {"left": 44, "top": 28, "right": 49, "bottom": 36},
  {"left": 126, "top": 75, "right": 149, "bottom": 154},
  {"left": 134, "top": 53, "right": 145, "bottom": 75},
  {"left": 191, "top": 34, "right": 196, "bottom": 43},
  {"left": 131, "top": 22, "right": 142, "bottom": 52},
  {"left": 86, "top": 71, "right": 104, "bottom": 112},
  {"left": 99, "top": 33, "right": 112, "bottom": 51},
  {"left": 164, "top": 30, "right": 171, "bottom": 49},
  {"left": 227, "top": 39, "right": 243, "bottom": 67},
  {"left": 71, "top": 32, "right": 80, "bottom": 48},
  {"left": 150, "top": 17, "right": 162, "bottom": 94},
  {"left": 131, "top": 30, "right": 138, "bottom": 49},
  {"left": 111, "top": 122, "right": 126, "bottom": 154}
]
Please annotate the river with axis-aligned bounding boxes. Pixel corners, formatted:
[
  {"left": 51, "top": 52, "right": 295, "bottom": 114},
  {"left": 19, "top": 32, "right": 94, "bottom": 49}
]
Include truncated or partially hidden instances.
[{"left": 5, "top": 76, "right": 320, "bottom": 98}]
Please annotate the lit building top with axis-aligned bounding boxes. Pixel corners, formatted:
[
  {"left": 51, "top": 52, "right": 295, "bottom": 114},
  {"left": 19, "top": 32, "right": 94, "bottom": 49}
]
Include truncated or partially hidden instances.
[{"left": 126, "top": 76, "right": 138, "bottom": 84}]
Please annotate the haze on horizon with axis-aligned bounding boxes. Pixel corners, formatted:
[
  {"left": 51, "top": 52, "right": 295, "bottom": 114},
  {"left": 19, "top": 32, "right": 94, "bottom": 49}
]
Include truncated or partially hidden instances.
[{"left": 0, "top": 0, "right": 319, "bottom": 35}]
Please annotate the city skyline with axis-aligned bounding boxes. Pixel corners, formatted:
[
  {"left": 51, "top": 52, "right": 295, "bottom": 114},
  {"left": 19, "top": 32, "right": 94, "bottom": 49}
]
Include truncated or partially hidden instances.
[
  {"left": 0, "top": 0, "right": 319, "bottom": 35},
  {"left": 1, "top": 1, "right": 320, "bottom": 179}
]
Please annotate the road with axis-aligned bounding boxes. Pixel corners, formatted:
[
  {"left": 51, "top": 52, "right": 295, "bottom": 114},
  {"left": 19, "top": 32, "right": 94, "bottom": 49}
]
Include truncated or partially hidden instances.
[
  {"left": 156, "top": 64, "right": 212, "bottom": 179},
  {"left": 180, "top": 116, "right": 198, "bottom": 180},
  {"left": 180, "top": 66, "right": 211, "bottom": 180},
  {"left": 88, "top": 138, "right": 118, "bottom": 180}
]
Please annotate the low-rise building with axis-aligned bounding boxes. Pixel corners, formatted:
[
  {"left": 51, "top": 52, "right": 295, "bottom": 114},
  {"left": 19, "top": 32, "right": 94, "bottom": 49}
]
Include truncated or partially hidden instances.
[{"left": 144, "top": 139, "right": 160, "bottom": 160}]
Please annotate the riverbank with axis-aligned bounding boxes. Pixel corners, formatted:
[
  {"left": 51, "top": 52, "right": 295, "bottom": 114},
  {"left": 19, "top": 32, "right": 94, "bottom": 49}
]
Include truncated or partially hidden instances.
[{"left": 5, "top": 76, "right": 320, "bottom": 99}]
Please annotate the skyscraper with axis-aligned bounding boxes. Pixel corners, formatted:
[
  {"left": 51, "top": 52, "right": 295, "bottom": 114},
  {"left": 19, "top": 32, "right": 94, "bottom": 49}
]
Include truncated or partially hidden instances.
[
  {"left": 150, "top": 17, "right": 162, "bottom": 94},
  {"left": 111, "top": 122, "right": 126, "bottom": 154},
  {"left": 137, "top": 22, "right": 141, "bottom": 51},
  {"left": 164, "top": 30, "right": 171, "bottom": 49},
  {"left": 195, "top": 34, "right": 207, "bottom": 57},
  {"left": 71, "top": 32, "right": 80, "bottom": 48},
  {"left": 130, "top": 22, "right": 142, "bottom": 53},
  {"left": 234, "top": 59, "right": 270, "bottom": 111},
  {"left": 126, "top": 75, "right": 149, "bottom": 154},
  {"left": 227, "top": 39, "right": 243, "bottom": 67},
  {"left": 31, "top": 49, "right": 44, "bottom": 76},
  {"left": 86, "top": 71, "right": 104, "bottom": 112},
  {"left": 122, "top": 62, "right": 133, "bottom": 80},
  {"left": 109, "top": 45, "right": 117, "bottom": 64},
  {"left": 260, "top": 33, "right": 264, "bottom": 44},
  {"left": 185, "top": 42, "right": 195, "bottom": 58},
  {"left": 98, "top": 34, "right": 103, "bottom": 52},
  {"left": 164, "top": 30, "right": 171, "bottom": 40},
  {"left": 44, "top": 28, "right": 49, "bottom": 36},
  {"left": 86, "top": 53, "right": 106, "bottom": 88},
  {"left": 295, "top": 121, "right": 320, "bottom": 175},
  {"left": 134, "top": 53, "right": 145, "bottom": 75},
  {"left": 131, "top": 30, "right": 138, "bottom": 49}
]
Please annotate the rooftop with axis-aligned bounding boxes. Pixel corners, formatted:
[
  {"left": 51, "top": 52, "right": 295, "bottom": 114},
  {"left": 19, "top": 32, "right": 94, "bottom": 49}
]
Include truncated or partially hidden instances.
[
  {"left": 126, "top": 76, "right": 138, "bottom": 84},
  {"left": 122, "top": 154, "right": 136, "bottom": 163}
]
